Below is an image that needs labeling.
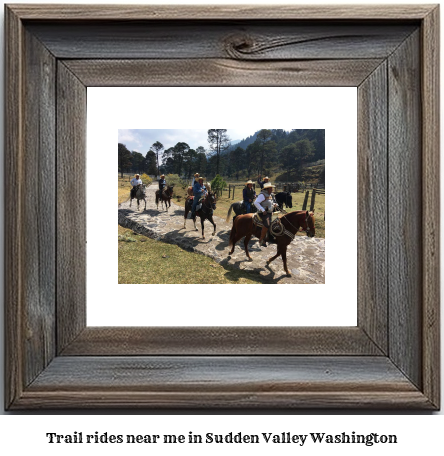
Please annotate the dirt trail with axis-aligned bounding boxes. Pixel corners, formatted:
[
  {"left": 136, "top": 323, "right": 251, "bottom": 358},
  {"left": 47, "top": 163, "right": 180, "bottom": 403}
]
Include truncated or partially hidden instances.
[{"left": 118, "top": 184, "right": 325, "bottom": 284}]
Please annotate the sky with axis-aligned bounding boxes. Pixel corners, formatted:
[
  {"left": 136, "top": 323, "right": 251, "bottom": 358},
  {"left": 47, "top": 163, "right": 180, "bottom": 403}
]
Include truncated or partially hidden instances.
[{"left": 118, "top": 128, "right": 261, "bottom": 155}]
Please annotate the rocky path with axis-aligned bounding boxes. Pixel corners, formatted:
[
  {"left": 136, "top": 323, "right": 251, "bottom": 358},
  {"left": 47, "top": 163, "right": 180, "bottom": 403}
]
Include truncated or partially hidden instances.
[{"left": 118, "top": 185, "right": 325, "bottom": 284}]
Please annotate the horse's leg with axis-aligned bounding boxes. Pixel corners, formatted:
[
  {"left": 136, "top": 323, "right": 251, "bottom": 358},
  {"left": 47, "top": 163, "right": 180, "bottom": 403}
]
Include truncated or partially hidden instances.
[
  {"left": 201, "top": 217, "right": 205, "bottom": 240},
  {"left": 267, "top": 248, "right": 281, "bottom": 265},
  {"left": 193, "top": 214, "right": 198, "bottom": 231},
  {"left": 244, "top": 233, "right": 253, "bottom": 260},
  {"left": 281, "top": 245, "right": 290, "bottom": 276},
  {"left": 209, "top": 215, "right": 216, "bottom": 236}
]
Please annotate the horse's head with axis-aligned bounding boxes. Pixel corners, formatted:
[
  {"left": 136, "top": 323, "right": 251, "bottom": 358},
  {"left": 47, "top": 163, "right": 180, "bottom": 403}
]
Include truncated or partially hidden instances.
[
  {"left": 208, "top": 191, "right": 217, "bottom": 210},
  {"left": 302, "top": 210, "right": 315, "bottom": 237},
  {"left": 138, "top": 184, "right": 147, "bottom": 195},
  {"left": 167, "top": 185, "right": 174, "bottom": 196}
]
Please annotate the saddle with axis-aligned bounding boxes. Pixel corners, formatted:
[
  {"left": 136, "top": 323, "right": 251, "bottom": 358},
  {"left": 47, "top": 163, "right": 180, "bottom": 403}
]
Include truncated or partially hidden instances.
[{"left": 252, "top": 212, "right": 281, "bottom": 227}]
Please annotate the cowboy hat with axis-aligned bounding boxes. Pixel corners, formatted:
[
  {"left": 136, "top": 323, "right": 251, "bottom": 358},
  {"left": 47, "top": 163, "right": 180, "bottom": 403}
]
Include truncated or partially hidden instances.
[
  {"left": 135, "top": 174, "right": 140, "bottom": 177},
  {"left": 198, "top": 176, "right": 205, "bottom": 181},
  {"left": 194, "top": 173, "right": 200, "bottom": 177},
  {"left": 263, "top": 182, "right": 275, "bottom": 189},
  {"left": 160, "top": 174, "right": 165, "bottom": 178},
  {"left": 245, "top": 180, "right": 254, "bottom": 185},
  {"left": 263, "top": 176, "right": 270, "bottom": 180}
]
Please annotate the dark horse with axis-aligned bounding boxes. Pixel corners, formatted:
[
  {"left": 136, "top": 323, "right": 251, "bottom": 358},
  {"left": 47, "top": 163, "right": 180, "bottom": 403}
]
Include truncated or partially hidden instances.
[
  {"left": 228, "top": 210, "right": 315, "bottom": 276},
  {"left": 226, "top": 200, "right": 257, "bottom": 222},
  {"left": 156, "top": 184, "right": 174, "bottom": 211},
  {"left": 183, "top": 191, "right": 217, "bottom": 239},
  {"left": 275, "top": 191, "right": 293, "bottom": 210}
]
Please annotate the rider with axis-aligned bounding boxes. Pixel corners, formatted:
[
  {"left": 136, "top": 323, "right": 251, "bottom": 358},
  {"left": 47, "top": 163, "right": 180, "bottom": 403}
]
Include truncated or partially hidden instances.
[
  {"left": 257, "top": 174, "right": 270, "bottom": 189},
  {"left": 254, "top": 182, "right": 278, "bottom": 246},
  {"left": 190, "top": 176, "right": 207, "bottom": 218},
  {"left": 130, "top": 174, "right": 142, "bottom": 199},
  {"left": 243, "top": 180, "right": 256, "bottom": 213},
  {"left": 158, "top": 174, "right": 166, "bottom": 199}
]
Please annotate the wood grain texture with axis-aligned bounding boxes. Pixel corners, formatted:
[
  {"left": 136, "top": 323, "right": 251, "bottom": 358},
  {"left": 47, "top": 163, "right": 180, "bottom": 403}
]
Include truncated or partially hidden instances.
[
  {"left": 5, "top": 4, "right": 24, "bottom": 410},
  {"left": 56, "top": 62, "right": 87, "bottom": 353},
  {"left": 64, "top": 58, "right": 384, "bottom": 88},
  {"left": 21, "top": 28, "right": 57, "bottom": 387},
  {"left": 13, "top": 356, "right": 432, "bottom": 409},
  {"left": 4, "top": 5, "right": 440, "bottom": 410},
  {"left": 421, "top": 6, "right": 440, "bottom": 409},
  {"left": 61, "top": 327, "right": 383, "bottom": 356},
  {"left": 388, "top": 30, "right": 422, "bottom": 389},
  {"left": 7, "top": 4, "right": 435, "bottom": 20},
  {"left": 27, "top": 23, "right": 416, "bottom": 60},
  {"left": 357, "top": 62, "right": 388, "bottom": 354}
]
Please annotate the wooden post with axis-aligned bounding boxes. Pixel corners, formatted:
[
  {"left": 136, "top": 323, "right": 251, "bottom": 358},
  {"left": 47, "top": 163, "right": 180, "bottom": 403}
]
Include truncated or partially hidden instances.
[
  {"left": 232, "top": 185, "right": 235, "bottom": 200},
  {"left": 302, "top": 191, "right": 309, "bottom": 210},
  {"left": 228, "top": 185, "right": 231, "bottom": 199},
  {"left": 310, "top": 189, "right": 316, "bottom": 212}
]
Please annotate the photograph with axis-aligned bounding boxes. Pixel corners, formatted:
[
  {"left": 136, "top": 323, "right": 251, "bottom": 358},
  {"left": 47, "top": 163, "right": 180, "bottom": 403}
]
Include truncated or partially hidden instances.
[{"left": 118, "top": 129, "right": 325, "bottom": 284}]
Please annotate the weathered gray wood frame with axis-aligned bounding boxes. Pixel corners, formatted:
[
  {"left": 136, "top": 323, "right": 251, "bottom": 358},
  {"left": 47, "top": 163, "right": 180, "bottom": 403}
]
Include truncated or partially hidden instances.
[{"left": 5, "top": 5, "right": 440, "bottom": 409}]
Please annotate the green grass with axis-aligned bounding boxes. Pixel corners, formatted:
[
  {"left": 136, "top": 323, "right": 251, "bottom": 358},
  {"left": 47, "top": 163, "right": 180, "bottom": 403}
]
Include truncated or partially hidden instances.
[{"left": 118, "top": 226, "right": 264, "bottom": 284}]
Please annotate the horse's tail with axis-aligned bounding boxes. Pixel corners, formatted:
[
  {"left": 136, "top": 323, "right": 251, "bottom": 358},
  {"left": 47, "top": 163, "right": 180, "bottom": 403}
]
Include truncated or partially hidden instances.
[
  {"left": 228, "top": 219, "right": 237, "bottom": 249},
  {"left": 226, "top": 203, "right": 234, "bottom": 223}
]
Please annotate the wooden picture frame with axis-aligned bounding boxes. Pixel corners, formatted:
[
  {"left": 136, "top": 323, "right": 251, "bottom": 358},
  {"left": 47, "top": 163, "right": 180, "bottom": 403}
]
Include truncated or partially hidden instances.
[{"left": 5, "top": 4, "right": 440, "bottom": 409}]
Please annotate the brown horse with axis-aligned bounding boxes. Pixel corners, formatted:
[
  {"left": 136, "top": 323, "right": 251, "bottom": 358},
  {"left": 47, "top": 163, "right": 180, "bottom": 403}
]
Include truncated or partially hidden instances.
[
  {"left": 156, "top": 184, "right": 174, "bottom": 211},
  {"left": 183, "top": 191, "right": 217, "bottom": 239},
  {"left": 228, "top": 210, "right": 315, "bottom": 276}
]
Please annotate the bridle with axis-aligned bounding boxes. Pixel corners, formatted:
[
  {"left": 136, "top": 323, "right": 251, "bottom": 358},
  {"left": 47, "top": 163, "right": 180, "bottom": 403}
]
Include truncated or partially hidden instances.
[{"left": 284, "top": 211, "right": 313, "bottom": 236}]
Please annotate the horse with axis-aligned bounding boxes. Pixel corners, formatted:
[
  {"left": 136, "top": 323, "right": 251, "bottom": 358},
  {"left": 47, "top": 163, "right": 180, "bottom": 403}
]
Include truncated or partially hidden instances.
[
  {"left": 183, "top": 191, "right": 217, "bottom": 239},
  {"left": 228, "top": 210, "right": 315, "bottom": 276},
  {"left": 275, "top": 191, "right": 293, "bottom": 210},
  {"left": 156, "top": 184, "right": 174, "bottom": 211},
  {"left": 129, "top": 184, "right": 147, "bottom": 211}
]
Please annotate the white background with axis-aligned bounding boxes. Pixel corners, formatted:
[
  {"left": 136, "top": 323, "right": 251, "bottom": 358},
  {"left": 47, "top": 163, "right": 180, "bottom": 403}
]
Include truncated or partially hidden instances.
[
  {"left": 87, "top": 87, "right": 357, "bottom": 326},
  {"left": 0, "top": 0, "right": 442, "bottom": 449}
]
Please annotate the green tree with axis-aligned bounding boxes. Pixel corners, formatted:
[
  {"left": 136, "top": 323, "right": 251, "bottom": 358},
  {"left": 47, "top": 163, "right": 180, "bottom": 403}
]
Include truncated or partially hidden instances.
[
  {"left": 210, "top": 174, "right": 227, "bottom": 193},
  {"left": 150, "top": 141, "right": 164, "bottom": 177},
  {"left": 172, "top": 142, "right": 190, "bottom": 176},
  {"left": 183, "top": 148, "right": 198, "bottom": 179},
  {"left": 256, "top": 129, "right": 275, "bottom": 175},
  {"left": 118, "top": 143, "right": 132, "bottom": 177},
  {"left": 245, "top": 142, "right": 260, "bottom": 178},
  {"left": 195, "top": 147, "right": 207, "bottom": 176},
  {"left": 131, "top": 151, "right": 145, "bottom": 174},
  {"left": 145, "top": 150, "right": 158, "bottom": 175},
  {"left": 207, "top": 129, "right": 230, "bottom": 175},
  {"left": 229, "top": 146, "right": 245, "bottom": 180},
  {"left": 281, "top": 139, "right": 315, "bottom": 176}
]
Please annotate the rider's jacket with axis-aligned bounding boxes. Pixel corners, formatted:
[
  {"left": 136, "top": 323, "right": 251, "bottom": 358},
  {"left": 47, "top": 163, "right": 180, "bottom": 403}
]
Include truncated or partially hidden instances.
[
  {"left": 193, "top": 182, "right": 206, "bottom": 199},
  {"left": 131, "top": 178, "right": 142, "bottom": 187},
  {"left": 254, "top": 189, "right": 274, "bottom": 213},
  {"left": 243, "top": 187, "right": 256, "bottom": 202},
  {"left": 159, "top": 178, "right": 166, "bottom": 190}
]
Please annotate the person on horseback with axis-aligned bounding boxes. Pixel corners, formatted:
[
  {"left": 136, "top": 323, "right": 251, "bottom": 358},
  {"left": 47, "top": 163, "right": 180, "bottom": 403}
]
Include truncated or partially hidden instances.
[
  {"left": 254, "top": 182, "right": 278, "bottom": 246},
  {"left": 243, "top": 180, "right": 256, "bottom": 213},
  {"left": 190, "top": 176, "right": 207, "bottom": 219},
  {"left": 257, "top": 174, "right": 270, "bottom": 189},
  {"left": 158, "top": 174, "right": 166, "bottom": 198},
  {"left": 130, "top": 174, "right": 142, "bottom": 199}
]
